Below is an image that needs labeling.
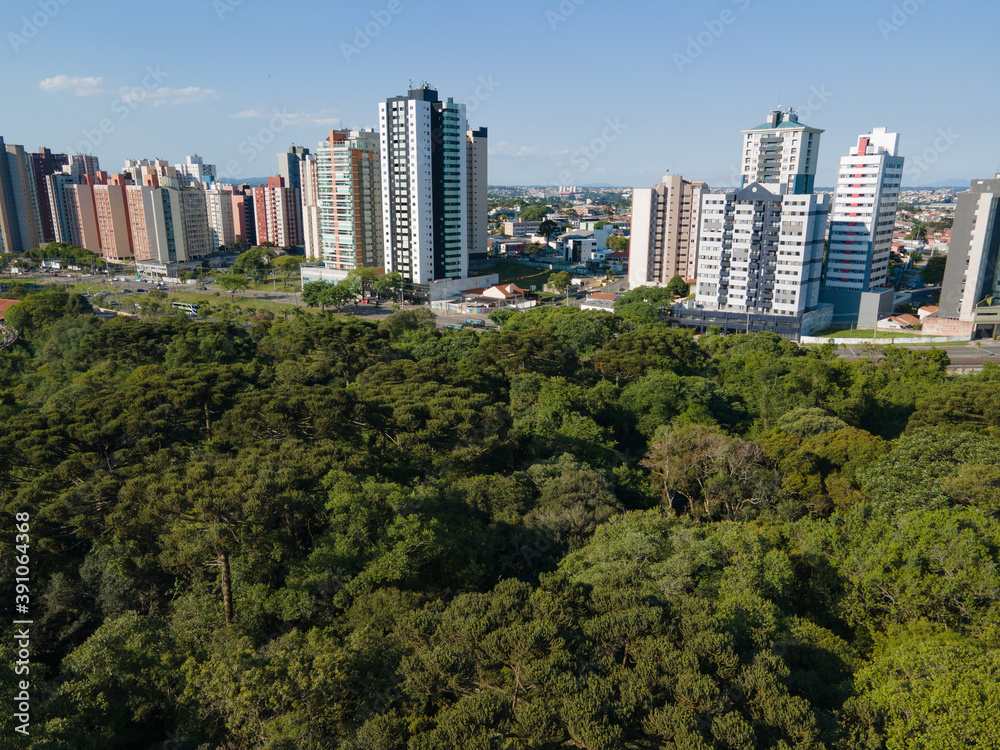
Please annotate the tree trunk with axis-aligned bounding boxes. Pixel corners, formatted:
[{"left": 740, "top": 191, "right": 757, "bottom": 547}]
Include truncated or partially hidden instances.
[{"left": 219, "top": 551, "right": 234, "bottom": 625}]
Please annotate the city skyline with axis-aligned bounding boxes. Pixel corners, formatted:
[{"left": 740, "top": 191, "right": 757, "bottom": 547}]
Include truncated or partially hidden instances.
[{"left": 2, "top": 0, "right": 996, "bottom": 187}]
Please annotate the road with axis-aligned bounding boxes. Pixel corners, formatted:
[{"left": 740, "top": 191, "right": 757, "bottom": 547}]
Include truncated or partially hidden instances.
[{"left": 836, "top": 339, "right": 1000, "bottom": 370}]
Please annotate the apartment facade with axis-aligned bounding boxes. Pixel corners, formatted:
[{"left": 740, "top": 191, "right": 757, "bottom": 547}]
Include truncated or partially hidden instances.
[
  {"left": 502, "top": 221, "right": 542, "bottom": 238},
  {"left": 939, "top": 177, "right": 1000, "bottom": 322},
  {"left": 741, "top": 109, "right": 823, "bottom": 195},
  {"left": 253, "top": 176, "right": 303, "bottom": 249},
  {"left": 29, "top": 148, "right": 69, "bottom": 243},
  {"left": 467, "top": 127, "right": 488, "bottom": 263},
  {"left": 301, "top": 152, "right": 321, "bottom": 261},
  {"left": 175, "top": 155, "right": 216, "bottom": 187},
  {"left": 629, "top": 173, "right": 707, "bottom": 288},
  {"left": 0, "top": 142, "right": 44, "bottom": 252},
  {"left": 379, "top": 85, "right": 469, "bottom": 283},
  {"left": 93, "top": 176, "right": 134, "bottom": 261},
  {"left": 696, "top": 184, "right": 830, "bottom": 317},
  {"left": 205, "top": 186, "right": 237, "bottom": 251},
  {"left": 310, "top": 129, "right": 383, "bottom": 271},
  {"left": 824, "top": 128, "right": 904, "bottom": 292}
]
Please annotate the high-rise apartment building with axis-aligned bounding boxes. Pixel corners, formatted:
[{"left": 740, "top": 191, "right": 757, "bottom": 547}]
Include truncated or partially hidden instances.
[
  {"left": 47, "top": 172, "right": 78, "bottom": 244},
  {"left": 231, "top": 186, "right": 254, "bottom": 247},
  {"left": 176, "top": 155, "right": 216, "bottom": 187},
  {"left": 64, "top": 179, "right": 103, "bottom": 254},
  {"left": 93, "top": 175, "right": 134, "bottom": 261},
  {"left": 63, "top": 171, "right": 212, "bottom": 264},
  {"left": 125, "top": 158, "right": 177, "bottom": 185},
  {"left": 29, "top": 148, "right": 69, "bottom": 243},
  {"left": 301, "top": 152, "right": 321, "bottom": 261},
  {"left": 278, "top": 146, "right": 309, "bottom": 191},
  {"left": 253, "top": 177, "right": 302, "bottom": 249},
  {"left": 939, "top": 177, "right": 1000, "bottom": 322},
  {"left": 179, "top": 188, "right": 211, "bottom": 257},
  {"left": 0, "top": 142, "right": 44, "bottom": 252},
  {"left": 379, "top": 85, "right": 469, "bottom": 283},
  {"left": 67, "top": 154, "right": 101, "bottom": 181},
  {"left": 205, "top": 186, "right": 237, "bottom": 251},
  {"left": 629, "top": 173, "right": 708, "bottom": 288},
  {"left": 0, "top": 137, "right": 20, "bottom": 254},
  {"left": 741, "top": 109, "right": 823, "bottom": 195},
  {"left": 308, "top": 129, "right": 384, "bottom": 271},
  {"left": 467, "top": 128, "right": 488, "bottom": 263},
  {"left": 824, "top": 128, "right": 904, "bottom": 292},
  {"left": 695, "top": 184, "right": 830, "bottom": 317}
]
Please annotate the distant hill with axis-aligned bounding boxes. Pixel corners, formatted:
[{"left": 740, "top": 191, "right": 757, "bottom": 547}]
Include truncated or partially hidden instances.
[
  {"left": 216, "top": 178, "right": 270, "bottom": 187},
  {"left": 925, "top": 179, "right": 971, "bottom": 188}
]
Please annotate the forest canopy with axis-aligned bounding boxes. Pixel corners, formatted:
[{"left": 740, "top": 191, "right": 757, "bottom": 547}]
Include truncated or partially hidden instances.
[{"left": 2, "top": 291, "right": 999, "bottom": 749}]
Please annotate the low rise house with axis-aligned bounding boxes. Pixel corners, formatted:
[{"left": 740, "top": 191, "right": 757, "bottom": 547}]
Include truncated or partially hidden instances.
[{"left": 581, "top": 292, "right": 619, "bottom": 313}]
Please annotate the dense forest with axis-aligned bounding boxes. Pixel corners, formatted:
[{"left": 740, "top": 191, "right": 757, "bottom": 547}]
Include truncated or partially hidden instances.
[{"left": 2, "top": 289, "right": 999, "bottom": 749}]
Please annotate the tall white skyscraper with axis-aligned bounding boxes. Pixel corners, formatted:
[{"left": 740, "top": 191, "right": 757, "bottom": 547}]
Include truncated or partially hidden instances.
[
  {"left": 379, "top": 85, "right": 469, "bottom": 283},
  {"left": 823, "top": 128, "right": 904, "bottom": 292},
  {"left": 629, "top": 173, "right": 708, "bottom": 288},
  {"left": 741, "top": 109, "right": 823, "bottom": 194},
  {"left": 696, "top": 184, "right": 830, "bottom": 317}
]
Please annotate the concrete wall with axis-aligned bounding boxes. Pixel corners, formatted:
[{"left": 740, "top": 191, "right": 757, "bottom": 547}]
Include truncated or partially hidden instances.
[
  {"left": 922, "top": 316, "right": 975, "bottom": 339},
  {"left": 301, "top": 266, "right": 351, "bottom": 284},
  {"left": 819, "top": 287, "right": 895, "bottom": 328},
  {"left": 427, "top": 273, "right": 499, "bottom": 301},
  {"left": 801, "top": 335, "right": 970, "bottom": 345},
  {"left": 800, "top": 305, "right": 835, "bottom": 336}
]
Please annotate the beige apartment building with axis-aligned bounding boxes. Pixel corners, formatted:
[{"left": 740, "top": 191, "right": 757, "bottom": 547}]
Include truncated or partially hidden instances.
[{"left": 629, "top": 173, "right": 707, "bottom": 288}]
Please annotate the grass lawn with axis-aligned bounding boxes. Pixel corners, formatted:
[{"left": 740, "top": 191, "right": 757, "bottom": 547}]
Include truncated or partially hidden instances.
[
  {"left": 481, "top": 261, "right": 558, "bottom": 288},
  {"left": 814, "top": 328, "right": 929, "bottom": 340},
  {"left": 166, "top": 290, "right": 314, "bottom": 316}
]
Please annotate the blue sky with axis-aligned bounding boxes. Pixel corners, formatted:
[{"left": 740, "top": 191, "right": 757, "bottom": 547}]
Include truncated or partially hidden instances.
[{"left": 3, "top": 0, "right": 995, "bottom": 187}]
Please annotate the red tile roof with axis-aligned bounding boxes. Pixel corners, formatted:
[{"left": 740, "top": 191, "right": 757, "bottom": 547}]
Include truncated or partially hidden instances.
[{"left": 0, "top": 299, "right": 19, "bottom": 319}]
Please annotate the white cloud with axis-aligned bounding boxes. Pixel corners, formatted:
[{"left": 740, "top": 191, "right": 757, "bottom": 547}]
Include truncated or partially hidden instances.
[
  {"left": 39, "top": 75, "right": 106, "bottom": 95},
  {"left": 229, "top": 109, "right": 341, "bottom": 127},
  {"left": 40, "top": 75, "right": 217, "bottom": 107},
  {"left": 489, "top": 141, "right": 542, "bottom": 158},
  {"left": 123, "top": 86, "right": 218, "bottom": 107}
]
